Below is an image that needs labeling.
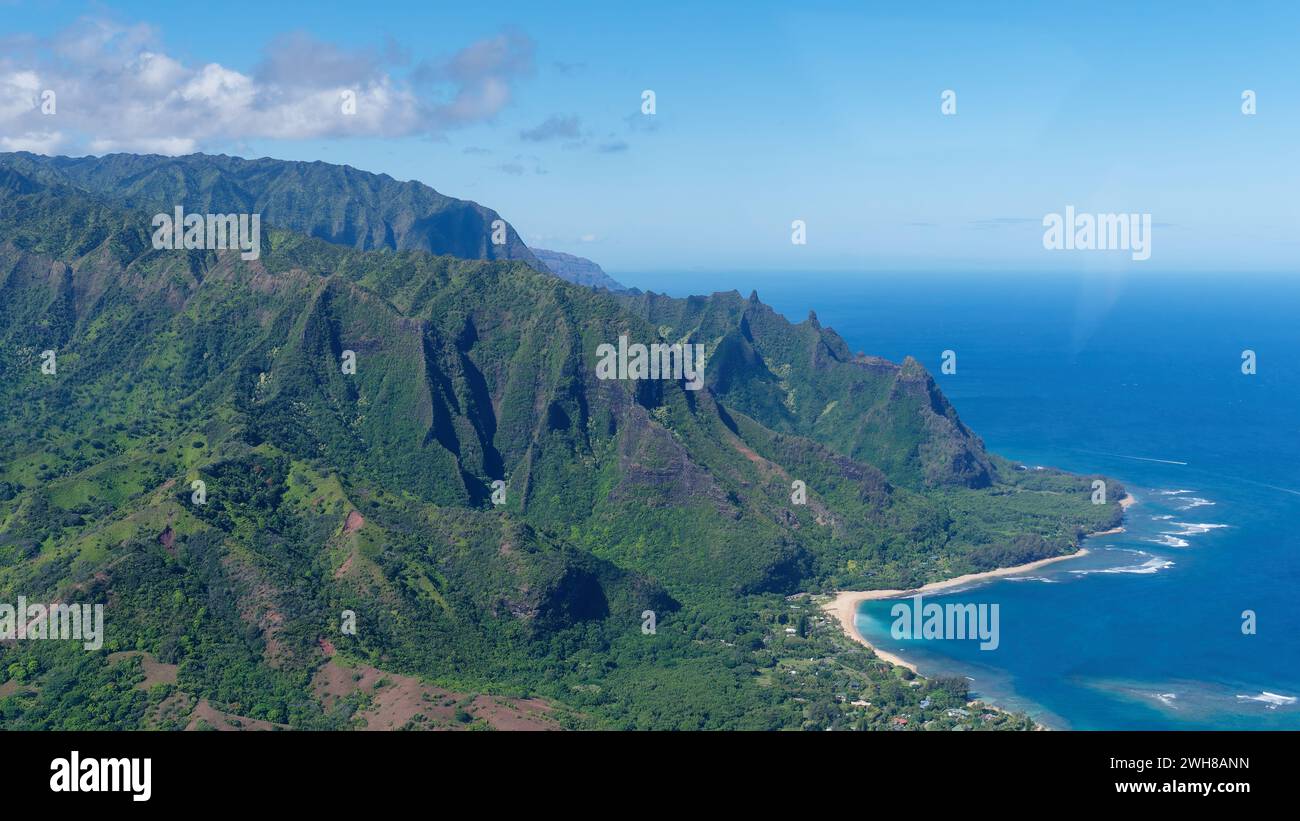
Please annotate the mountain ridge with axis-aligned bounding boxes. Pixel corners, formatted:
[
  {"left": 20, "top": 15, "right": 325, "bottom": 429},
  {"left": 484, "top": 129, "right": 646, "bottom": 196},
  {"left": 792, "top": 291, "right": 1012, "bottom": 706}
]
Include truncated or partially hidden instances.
[
  {"left": 0, "top": 151, "right": 543, "bottom": 269},
  {"left": 0, "top": 155, "right": 1124, "bottom": 731},
  {"left": 532, "top": 248, "right": 631, "bottom": 293}
]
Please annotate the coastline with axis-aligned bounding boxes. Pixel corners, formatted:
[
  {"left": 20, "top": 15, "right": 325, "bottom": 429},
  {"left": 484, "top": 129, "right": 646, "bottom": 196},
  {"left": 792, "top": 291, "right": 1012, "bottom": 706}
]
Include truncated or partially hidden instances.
[
  {"left": 821, "top": 548, "right": 1091, "bottom": 673},
  {"left": 1088, "top": 494, "right": 1137, "bottom": 536},
  {"left": 821, "top": 492, "right": 1136, "bottom": 676}
]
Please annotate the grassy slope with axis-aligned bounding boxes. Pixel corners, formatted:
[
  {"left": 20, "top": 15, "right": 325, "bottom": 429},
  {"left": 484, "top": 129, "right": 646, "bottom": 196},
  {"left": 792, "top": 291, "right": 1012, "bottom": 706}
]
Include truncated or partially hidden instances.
[{"left": 0, "top": 167, "right": 1122, "bottom": 730}]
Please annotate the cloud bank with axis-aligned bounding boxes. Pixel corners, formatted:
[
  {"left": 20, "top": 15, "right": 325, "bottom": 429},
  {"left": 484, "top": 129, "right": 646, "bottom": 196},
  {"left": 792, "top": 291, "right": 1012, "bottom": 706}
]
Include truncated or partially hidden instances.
[{"left": 0, "top": 16, "right": 535, "bottom": 155}]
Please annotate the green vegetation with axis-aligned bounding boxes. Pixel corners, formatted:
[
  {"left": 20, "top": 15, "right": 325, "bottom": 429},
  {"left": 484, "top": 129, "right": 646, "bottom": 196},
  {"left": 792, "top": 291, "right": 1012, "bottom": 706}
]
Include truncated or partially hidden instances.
[{"left": 0, "top": 154, "right": 1124, "bottom": 730}]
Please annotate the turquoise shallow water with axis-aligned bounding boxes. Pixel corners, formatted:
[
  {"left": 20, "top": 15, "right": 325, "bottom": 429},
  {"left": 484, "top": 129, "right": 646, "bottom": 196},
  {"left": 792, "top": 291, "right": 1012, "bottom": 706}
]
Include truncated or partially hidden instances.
[{"left": 620, "top": 270, "right": 1300, "bottom": 729}]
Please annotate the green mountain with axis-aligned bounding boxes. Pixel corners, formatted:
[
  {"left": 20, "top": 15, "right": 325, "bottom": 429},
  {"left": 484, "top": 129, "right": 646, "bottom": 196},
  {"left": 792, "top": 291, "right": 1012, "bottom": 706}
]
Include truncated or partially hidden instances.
[
  {"left": 617, "top": 290, "right": 996, "bottom": 489},
  {"left": 0, "top": 151, "right": 541, "bottom": 268},
  {"left": 0, "top": 155, "right": 1123, "bottom": 730}
]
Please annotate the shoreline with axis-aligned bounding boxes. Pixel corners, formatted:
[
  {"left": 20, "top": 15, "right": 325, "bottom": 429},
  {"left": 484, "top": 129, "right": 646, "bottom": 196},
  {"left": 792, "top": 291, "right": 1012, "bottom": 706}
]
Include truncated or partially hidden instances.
[
  {"left": 820, "top": 548, "right": 1091, "bottom": 673},
  {"left": 1088, "top": 494, "right": 1137, "bottom": 536},
  {"left": 820, "top": 491, "right": 1136, "bottom": 676}
]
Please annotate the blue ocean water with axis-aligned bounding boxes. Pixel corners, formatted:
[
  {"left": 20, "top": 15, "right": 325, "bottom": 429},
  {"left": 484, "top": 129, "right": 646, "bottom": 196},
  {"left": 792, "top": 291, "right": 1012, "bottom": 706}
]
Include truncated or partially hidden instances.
[{"left": 620, "top": 270, "right": 1300, "bottom": 729}]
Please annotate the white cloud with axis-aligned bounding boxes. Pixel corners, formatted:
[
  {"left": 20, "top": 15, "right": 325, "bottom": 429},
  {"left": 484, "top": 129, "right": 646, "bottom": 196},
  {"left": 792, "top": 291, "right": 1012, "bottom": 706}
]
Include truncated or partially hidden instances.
[
  {"left": 87, "top": 135, "right": 195, "bottom": 155},
  {"left": 129, "top": 52, "right": 186, "bottom": 90},
  {"left": 415, "top": 27, "right": 534, "bottom": 128},
  {"left": 1, "top": 130, "right": 64, "bottom": 153},
  {"left": 0, "top": 16, "right": 535, "bottom": 156},
  {"left": 0, "top": 70, "right": 41, "bottom": 120}
]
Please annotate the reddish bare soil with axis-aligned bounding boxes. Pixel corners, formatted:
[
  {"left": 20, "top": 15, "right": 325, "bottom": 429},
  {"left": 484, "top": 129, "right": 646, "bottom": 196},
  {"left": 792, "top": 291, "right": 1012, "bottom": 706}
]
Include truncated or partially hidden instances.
[
  {"left": 107, "top": 650, "right": 179, "bottom": 689},
  {"left": 185, "top": 699, "right": 287, "bottom": 731},
  {"left": 0, "top": 679, "right": 27, "bottom": 697},
  {"left": 157, "top": 526, "right": 176, "bottom": 555},
  {"left": 223, "top": 554, "right": 291, "bottom": 667},
  {"left": 342, "top": 510, "right": 365, "bottom": 534},
  {"left": 727, "top": 433, "right": 785, "bottom": 475},
  {"left": 144, "top": 691, "right": 195, "bottom": 729},
  {"left": 332, "top": 511, "right": 366, "bottom": 580},
  {"left": 312, "top": 660, "right": 561, "bottom": 731}
]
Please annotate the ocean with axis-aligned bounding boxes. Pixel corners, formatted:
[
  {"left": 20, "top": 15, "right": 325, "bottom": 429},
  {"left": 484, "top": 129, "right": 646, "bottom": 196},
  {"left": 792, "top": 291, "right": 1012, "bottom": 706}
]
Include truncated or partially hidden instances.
[{"left": 620, "top": 270, "right": 1300, "bottom": 729}]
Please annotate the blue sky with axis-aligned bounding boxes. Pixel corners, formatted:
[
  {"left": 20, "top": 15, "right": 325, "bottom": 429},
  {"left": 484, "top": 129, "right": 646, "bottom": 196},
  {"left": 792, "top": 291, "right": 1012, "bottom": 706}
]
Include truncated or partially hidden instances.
[{"left": 1, "top": 0, "right": 1298, "bottom": 274}]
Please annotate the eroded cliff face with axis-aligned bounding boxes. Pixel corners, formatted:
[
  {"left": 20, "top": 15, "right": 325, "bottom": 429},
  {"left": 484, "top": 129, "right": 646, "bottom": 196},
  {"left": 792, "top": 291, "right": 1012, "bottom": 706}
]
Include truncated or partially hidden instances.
[
  {"left": 0, "top": 154, "right": 1124, "bottom": 730},
  {"left": 532, "top": 248, "right": 629, "bottom": 293}
]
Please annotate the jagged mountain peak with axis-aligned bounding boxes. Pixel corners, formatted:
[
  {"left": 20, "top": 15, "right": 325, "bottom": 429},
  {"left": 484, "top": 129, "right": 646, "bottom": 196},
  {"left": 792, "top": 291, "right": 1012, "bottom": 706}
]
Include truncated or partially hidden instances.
[{"left": 0, "top": 154, "right": 1123, "bottom": 730}]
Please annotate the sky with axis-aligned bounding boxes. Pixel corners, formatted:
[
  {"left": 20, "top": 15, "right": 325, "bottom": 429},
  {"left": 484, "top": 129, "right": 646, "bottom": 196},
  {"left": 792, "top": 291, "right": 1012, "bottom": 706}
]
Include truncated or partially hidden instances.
[{"left": 1, "top": 0, "right": 1298, "bottom": 274}]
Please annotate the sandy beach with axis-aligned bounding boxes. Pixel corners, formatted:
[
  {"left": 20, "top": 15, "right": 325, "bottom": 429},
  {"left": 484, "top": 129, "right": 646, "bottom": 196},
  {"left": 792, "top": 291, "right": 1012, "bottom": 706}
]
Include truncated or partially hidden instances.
[
  {"left": 1085, "top": 493, "right": 1137, "bottom": 536},
  {"left": 821, "top": 492, "right": 1136, "bottom": 673},
  {"left": 821, "top": 549, "right": 1091, "bottom": 672}
]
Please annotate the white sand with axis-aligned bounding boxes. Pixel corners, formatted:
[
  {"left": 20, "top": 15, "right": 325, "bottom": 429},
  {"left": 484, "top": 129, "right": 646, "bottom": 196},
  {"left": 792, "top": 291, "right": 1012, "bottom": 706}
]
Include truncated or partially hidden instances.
[{"left": 822, "top": 492, "right": 1137, "bottom": 671}]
